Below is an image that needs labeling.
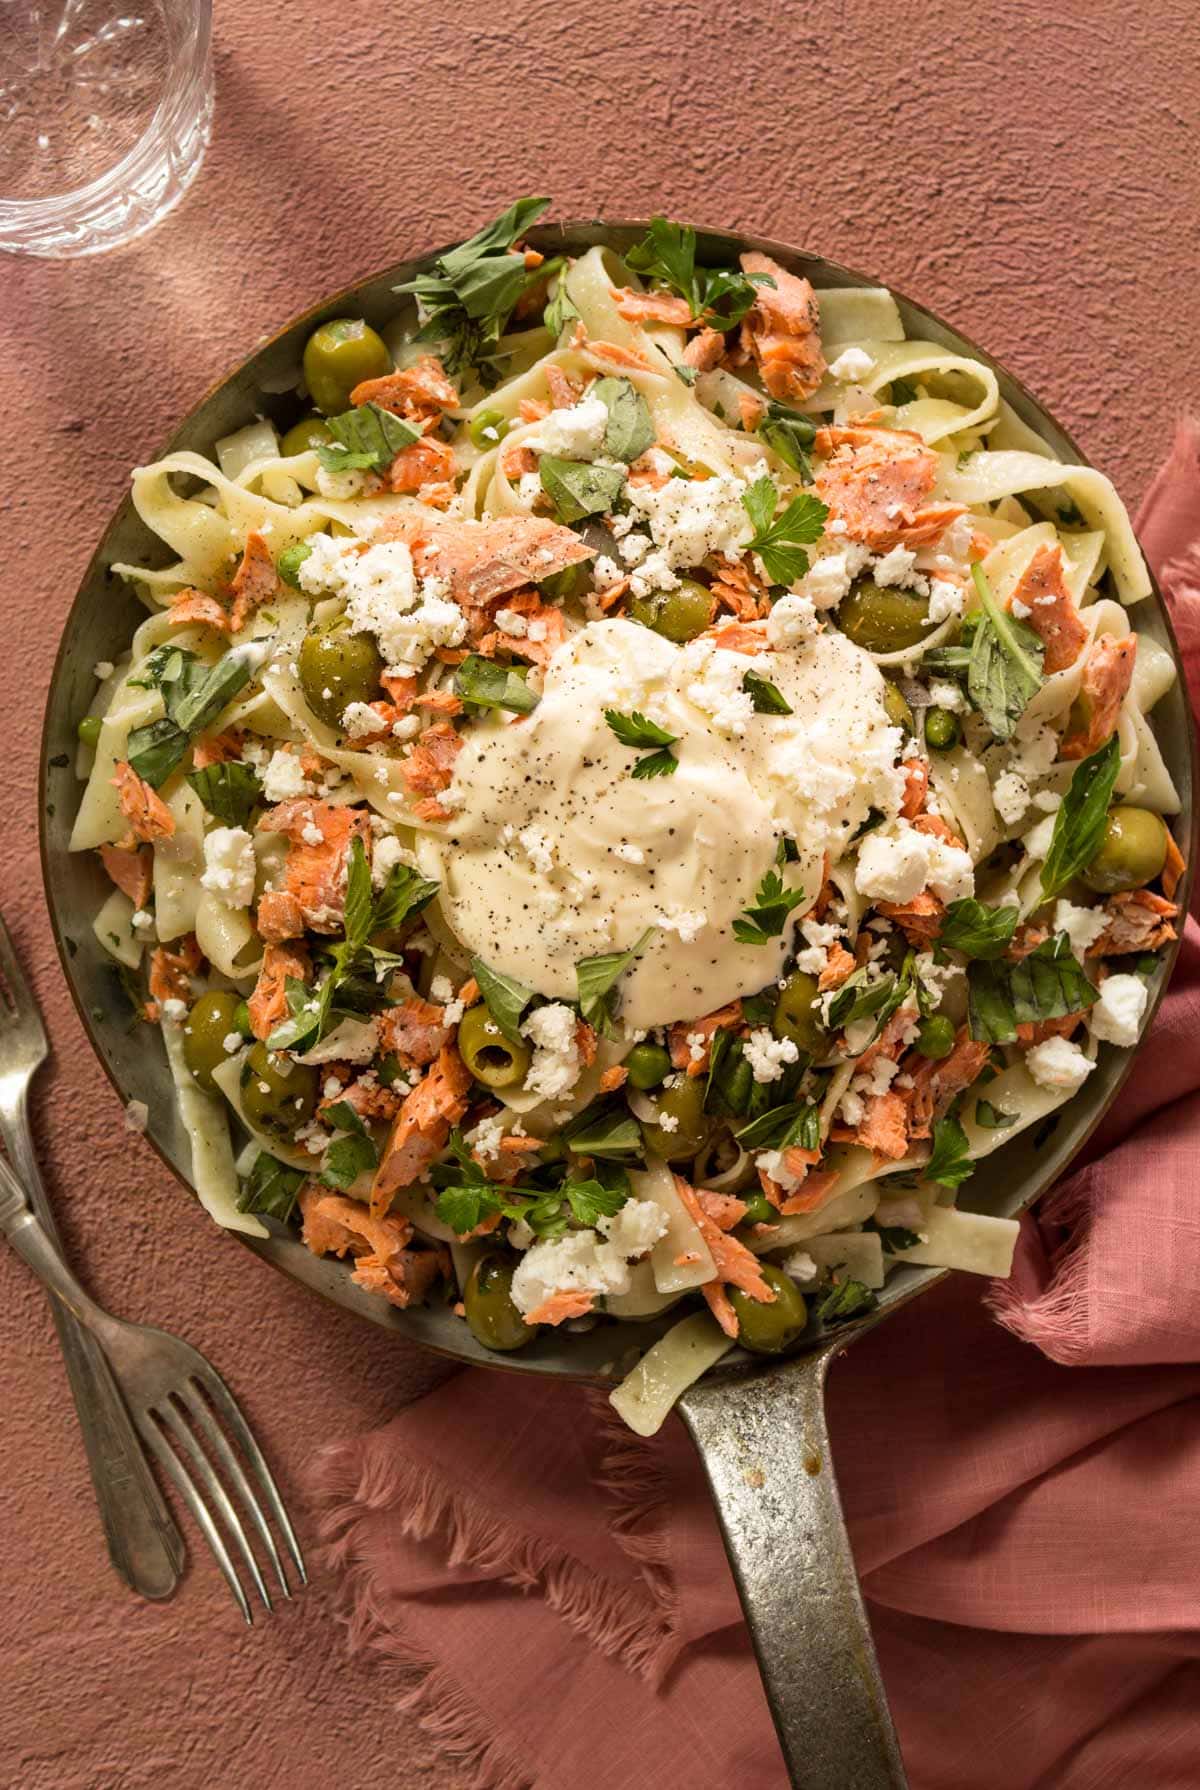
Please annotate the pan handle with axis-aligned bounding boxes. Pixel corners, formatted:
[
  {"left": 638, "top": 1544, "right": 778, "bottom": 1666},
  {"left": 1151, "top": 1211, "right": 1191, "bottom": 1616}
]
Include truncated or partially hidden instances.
[{"left": 676, "top": 1345, "right": 907, "bottom": 1790}]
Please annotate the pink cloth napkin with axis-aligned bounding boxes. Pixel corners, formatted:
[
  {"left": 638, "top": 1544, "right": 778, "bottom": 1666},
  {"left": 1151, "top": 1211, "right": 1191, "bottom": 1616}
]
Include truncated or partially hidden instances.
[{"left": 309, "top": 424, "right": 1200, "bottom": 1790}]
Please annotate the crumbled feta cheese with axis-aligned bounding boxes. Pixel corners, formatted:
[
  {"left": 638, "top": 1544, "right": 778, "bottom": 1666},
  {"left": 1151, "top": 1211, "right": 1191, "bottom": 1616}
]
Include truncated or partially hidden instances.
[
  {"left": 993, "top": 770, "right": 1031, "bottom": 826},
  {"left": 872, "top": 545, "right": 924, "bottom": 590},
  {"left": 222, "top": 1031, "right": 243, "bottom": 1053},
  {"left": 927, "top": 578, "right": 964, "bottom": 623},
  {"left": 93, "top": 660, "right": 115, "bottom": 680},
  {"left": 466, "top": 1114, "right": 507, "bottom": 1163},
  {"left": 130, "top": 908, "right": 155, "bottom": 933},
  {"left": 1011, "top": 596, "right": 1032, "bottom": 620},
  {"left": 521, "top": 1002, "right": 582, "bottom": 1099},
  {"left": 766, "top": 591, "right": 818, "bottom": 647},
  {"left": 927, "top": 679, "right": 966, "bottom": 713},
  {"left": 160, "top": 999, "right": 187, "bottom": 1024},
  {"left": 828, "top": 346, "right": 876, "bottom": 382},
  {"left": 625, "top": 471, "right": 754, "bottom": 571},
  {"left": 518, "top": 826, "right": 555, "bottom": 875},
  {"left": 654, "top": 908, "right": 707, "bottom": 943},
  {"left": 300, "top": 821, "right": 324, "bottom": 847},
  {"left": 744, "top": 1028, "right": 801, "bottom": 1083},
  {"left": 315, "top": 466, "right": 367, "bottom": 501},
  {"left": 598, "top": 1199, "right": 670, "bottom": 1256},
  {"left": 924, "top": 835, "right": 974, "bottom": 903},
  {"left": 200, "top": 826, "right": 257, "bottom": 908},
  {"left": 1087, "top": 972, "right": 1148, "bottom": 1047},
  {"left": 803, "top": 544, "right": 870, "bottom": 608},
  {"left": 430, "top": 975, "right": 453, "bottom": 1003},
  {"left": 1053, "top": 899, "right": 1107, "bottom": 960},
  {"left": 1033, "top": 790, "right": 1062, "bottom": 813},
  {"left": 657, "top": 1111, "right": 680, "bottom": 1133},
  {"left": 370, "top": 832, "right": 410, "bottom": 890},
  {"left": 341, "top": 701, "right": 384, "bottom": 740},
  {"left": 854, "top": 823, "right": 931, "bottom": 905},
  {"left": 262, "top": 747, "right": 310, "bottom": 801},
  {"left": 1024, "top": 1035, "right": 1094, "bottom": 1092},
  {"left": 1023, "top": 813, "right": 1058, "bottom": 860},
  {"left": 525, "top": 393, "right": 610, "bottom": 460},
  {"left": 299, "top": 535, "right": 466, "bottom": 671},
  {"left": 510, "top": 1199, "right": 669, "bottom": 1315},
  {"left": 493, "top": 607, "right": 530, "bottom": 639},
  {"left": 679, "top": 640, "right": 756, "bottom": 736},
  {"left": 782, "top": 1249, "right": 818, "bottom": 1282}
]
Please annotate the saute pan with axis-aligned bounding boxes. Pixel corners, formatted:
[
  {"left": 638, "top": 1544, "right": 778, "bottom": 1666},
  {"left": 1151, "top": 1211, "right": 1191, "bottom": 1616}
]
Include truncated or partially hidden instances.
[{"left": 40, "top": 222, "right": 1196, "bottom": 1789}]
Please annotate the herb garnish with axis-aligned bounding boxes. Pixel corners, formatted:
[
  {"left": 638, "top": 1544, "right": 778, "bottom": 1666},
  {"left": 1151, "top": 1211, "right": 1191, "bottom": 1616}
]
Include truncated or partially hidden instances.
[
  {"left": 756, "top": 399, "right": 817, "bottom": 478},
  {"left": 732, "top": 869, "right": 807, "bottom": 945},
  {"left": 575, "top": 928, "right": 655, "bottom": 1036},
  {"left": 742, "top": 671, "right": 793, "bottom": 715},
  {"left": 592, "top": 376, "right": 655, "bottom": 464},
  {"left": 938, "top": 897, "right": 1020, "bottom": 960},
  {"left": 543, "top": 275, "right": 580, "bottom": 340},
  {"left": 456, "top": 654, "right": 539, "bottom": 715},
  {"left": 625, "top": 216, "right": 771, "bottom": 331},
  {"left": 973, "top": 1098, "right": 1016, "bottom": 1130},
  {"left": 925, "top": 1115, "right": 974, "bottom": 1189},
  {"left": 734, "top": 1101, "right": 820, "bottom": 1152},
  {"left": 185, "top": 760, "right": 263, "bottom": 829},
  {"left": 966, "top": 932, "right": 1097, "bottom": 1046},
  {"left": 316, "top": 402, "right": 421, "bottom": 475},
  {"left": 470, "top": 956, "right": 534, "bottom": 1045},
  {"left": 1040, "top": 734, "right": 1122, "bottom": 900},
  {"left": 926, "top": 564, "right": 1045, "bottom": 741},
  {"left": 815, "top": 1279, "right": 877, "bottom": 1325},
  {"left": 126, "top": 643, "right": 265, "bottom": 788},
  {"left": 539, "top": 456, "right": 626, "bottom": 523},
  {"left": 604, "top": 709, "right": 678, "bottom": 779},
  {"left": 740, "top": 476, "right": 829, "bottom": 587},
  {"left": 237, "top": 1151, "right": 305, "bottom": 1223},
  {"left": 563, "top": 1102, "right": 645, "bottom": 1159}
]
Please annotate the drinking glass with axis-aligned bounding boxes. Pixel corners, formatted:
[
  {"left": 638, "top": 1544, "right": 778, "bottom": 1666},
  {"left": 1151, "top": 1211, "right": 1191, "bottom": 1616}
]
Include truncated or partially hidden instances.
[{"left": 0, "top": 0, "right": 213, "bottom": 258}]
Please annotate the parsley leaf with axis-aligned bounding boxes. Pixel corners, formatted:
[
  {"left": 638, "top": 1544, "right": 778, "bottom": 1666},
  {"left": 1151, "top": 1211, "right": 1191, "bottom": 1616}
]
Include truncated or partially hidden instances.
[
  {"left": 185, "top": 760, "right": 263, "bottom": 828},
  {"left": 625, "top": 216, "right": 768, "bottom": 330},
  {"left": 395, "top": 196, "right": 552, "bottom": 384},
  {"left": 470, "top": 956, "right": 534, "bottom": 1045},
  {"left": 815, "top": 1279, "right": 877, "bottom": 1326},
  {"left": 742, "top": 670, "right": 793, "bottom": 715},
  {"left": 316, "top": 402, "right": 421, "bottom": 475},
  {"left": 434, "top": 1180, "right": 498, "bottom": 1236},
  {"left": 1040, "top": 734, "right": 1122, "bottom": 900},
  {"left": 740, "top": 476, "right": 829, "bottom": 587},
  {"left": 732, "top": 869, "right": 806, "bottom": 945},
  {"left": 967, "top": 932, "right": 1097, "bottom": 1045},
  {"left": 630, "top": 749, "right": 678, "bottom": 779},
  {"left": 591, "top": 376, "right": 654, "bottom": 464},
  {"left": 539, "top": 455, "right": 626, "bottom": 524},
  {"left": 321, "top": 1129, "right": 378, "bottom": 1190},
  {"left": 237, "top": 1152, "right": 305, "bottom": 1223},
  {"left": 756, "top": 399, "right": 816, "bottom": 478},
  {"left": 938, "top": 898, "right": 1020, "bottom": 960},
  {"left": 564, "top": 1176, "right": 628, "bottom": 1227},
  {"left": 965, "top": 562, "right": 1045, "bottom": 741},
  {"left": 604, "top": 710, "right": 677, "bottom": 750},
  {"left": 575, "top": 928, "right": 655, "bottom": 1034},
  {"left": 456, "top": 654, "right": 539, "bottom": 715},
  {"left": 925, "top": 1115, "right": 973, "bottom": 1189},
  {"left": 973, "top": 1098, "right": 1016, "bottom": 1130}
]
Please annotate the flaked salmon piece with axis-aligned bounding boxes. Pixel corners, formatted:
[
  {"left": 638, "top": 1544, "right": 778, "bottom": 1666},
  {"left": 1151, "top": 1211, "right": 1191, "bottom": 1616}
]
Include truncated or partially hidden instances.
[
  {"left": 853, "top": 1091, "right": 910, "bottom": 1160},
  {"left": 300, "top": 1186, "right": 414, "bottom": 1259},
  {"left": 387, "top": 434, "right": 456, "bottom": 494},
  {"left": 457, "top": 976, "right": 480, "bottom": 1006},
  {"left": 669, "top": 1000, "right": 744, "bottom": 1077},
  {"left": 383, "top": 514, "right": 593, "bottom": 611},
  {"left": 818, "top": 942, "right": 857, "bottom": 992},
  {"left": 575, "top": 1019, "right": 599, "bottom": 1068},
  {"left": 1008, "top": 545, "right": 1087, "bottom": 674},
  {"left": 1008, "top": 922, "right": 1049, "bottom": 960},
  {"left": 905, "top": 1028, "right": 992, "bottom": 1138},
  {"left": 169, "top": 588, "right": 230, "bottom": 632},
  {"left": 1061, "top": 635, "right": 1136, "bottom": 759},
  {"left": 418, "top": 479, "right": 457, "bottom": 511},
  {"left": 900, "top": 759, "right": 930, "bottom": 820},
  {"left": 596, "top": 576, "right": 631, "bottom": 612},
  {"left": 360, "top": 1243, "right": 448, "bottom": 1309},
  {"left": 697, "top": 1188, "right": 748, "bottom": 1231},
  {"left": 482, "top": 1134, "right": 543, "bottom": 1187},
  {"left": 99, "top": 842, "right": 152, "bottom": 909},
  {"left": 382, "top": 671, "right": 420, "bottom": 709},
  {"left": 683, "top": 326, "right": 728, "bottom": 372},
  {"left": 378, "top": 997, "right": 451, "bottom": 1068},
  {"left": 1015, "top": 1012, "right": 1084, "bottom": 1047},
  {"left": 371, "top": 1044, "right": 473, "bottom": 1216},
  {"left": 705, "top": 621, "right": 769, "bottom": 656},
  {"left": 673, "top": 1173, "right": 776, "bottom": 1338},
  {"left": 318, "top": 1075, "right": 401, "bottom": 1124},
  {"left": 350, "top": 355, "right": 458, "bottom": 422},
  {"left": 586, "top": 339, "right": 655, "bottom": 371},
  {"left": 500, "top": 440, "right": 540, "bottom": 480},
  {"left": 475, "top": 588, "right": 567, "bottom": 669},
  {"left": 256, "top": 889, "right": 305, "bottom": 943},
  {"left": 258, "top": 798, "right": 372, "bottom": 933},
  {"left": 814, "top": 425, "right": 965, "bottom": 551},
  {"left": 412, "top": 797, "right": 454, "bottom": 823},
  {"left": 912, "top": 812, "right": 965, "bottom": 848},
  {"left": 1087, "top": 889, "right": 1178, "bottom": 958},
  {"left": 247, "top": 940, "right": 310, "bottom": 1041},
  {"left": 148, "top": 935, "right": 203, "bottom": 1007},
  {"left": 229, "top": 531, "right": 279, "bottom": 633},
  {"left": 1162, "top": 830, "right": 1185, "bottom": 901},
  {"left": 191, "top": 728, "right": 244, "bottom": 770},
  {"left": 774, "top": 1167, "right": 840, "bottom": 1218},
  {"left": 598, "top": 1064, "right": 628, "bottom": 1092},
  {"left": 526, "top": 1289, "right": 596, "bottom": 1326},
  {"left": 400, "top": 722, "right": 463, "bottom": 798},
  {"left": 518, "top": 397, "right": 550, "bottom": 423},
  {"left": 738, "top": 252, "right": 825, "bottom": 401},
  {"left": 709, "top": 558, "right": 765, "bottom": 622},
  {"left": 415, "top": 690, "right": 464, "bottom": 716},
  {"left": 544, "top": 365, "right": 580, "bottom": 409},
  {"left": 877, "top": 889, "right": 945, "bottom": 945},
  {"left": 613, "top": 287, "right": 694, "bottom": 326},
  {"left": 113, "top": 762, "right": 176, "bottom": 844}
]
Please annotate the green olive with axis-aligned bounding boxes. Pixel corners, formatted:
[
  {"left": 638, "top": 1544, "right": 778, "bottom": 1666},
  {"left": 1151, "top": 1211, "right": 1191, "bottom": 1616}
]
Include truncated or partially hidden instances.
[
  {"left": 182, "top": 991, "right": 244, "bottom": 1093},
  {"left": 628, "top": 578, "right": 713, "bottom": 644},
  {"left": 276, "top": 542, "right": 314, "bottom": 589},
  {"left": 233, "top": 999, "right": 254, "bottom": 1040},
  {"left": 464, "top": 1254, "right": 535, "bottom": 1351},
  {"left": 915, "top": 1013, "right": 956, "bottom": 1060},
  {"left": 1081, "top": 806, "right": 1169, "bottom": 895},
  {"left": 239, "top": 1041, "right": 318, "bottom": 1141},
  {"left": 741, "top": 1191, "right": 777, "bottom": 1226},
  {"left": 642, "top": 1074, "right": 712, "bottom": 1159},
  {"left": 280, "top": 414, "right": 333, "bottom": 457},
  {"left": 77, "top": 714, "right": 102, "bottom": 748},
  {"left": 731, "top": 1262, "right": 809, "bottom": 1355},
  {"left": 538, "top": 559, "right": 592, "bottom": 602},
  {"left": 882, "top": 681, "right": 914, "bottom": 733},
  {"left": 838, "top": 581, "right": 933, "bottom": 654},
  {"left": 302, "top": 318, "right": 391, "bottom": 416},
  {"left": 924, "top": 706, "right": 961, "bottom": 752},
  {"left": 624, "top": 1041, "right": 672, "bottom": 1090},
  {"left": 297, "top": 626, "right": 385, "bottom": 729},
  {"left": 468, "top": 407, "right": 511, "bottom": 450},
  {"left": 457, "top": 1004, "right": 533, "bottom": 1090},
  {"left": 772, "top": 971, "right": 824, "bottom": 1056}
]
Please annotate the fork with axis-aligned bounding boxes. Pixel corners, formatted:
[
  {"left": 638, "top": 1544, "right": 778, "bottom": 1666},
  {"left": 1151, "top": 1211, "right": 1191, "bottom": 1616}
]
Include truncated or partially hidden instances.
[
  {"left": 0, "top": 1147, "right": 306, "bottom": 1622},
  {"left": 0, "top": 917, "right": 184, "bottom": 1600}
]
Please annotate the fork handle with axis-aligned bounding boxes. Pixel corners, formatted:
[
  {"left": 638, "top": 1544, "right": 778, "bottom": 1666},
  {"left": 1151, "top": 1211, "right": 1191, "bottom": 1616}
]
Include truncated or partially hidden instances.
[{"left": 0, "top": 1131, "right": 184, "bottom": 1600}]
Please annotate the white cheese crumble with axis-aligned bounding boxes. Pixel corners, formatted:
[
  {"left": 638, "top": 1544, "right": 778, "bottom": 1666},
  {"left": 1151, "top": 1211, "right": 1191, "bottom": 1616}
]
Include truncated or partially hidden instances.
[
  {"left": 802, "top": 544, "right": 870, "bottom": 608},
  {"left": 521, "top": 1002, "right": 582, "bottom": 1100},
  {"left": 854, "top": 820, "right": 973, "bottom": 906},
  {"left": 1087, "top": 973, "right": 1148, "bottom": 1048},
  {"left": 261, "top": 747, "right": 310, "bottom": 801},
  {"left": 871, "top": 545, "right": 927, "bottom": 592},
  {"left": 927, "top": 679, "right": 966, "bottom": 714},
  {"left": 93, "top": 659, "right": 115, "bottom": 680},
  {"left": 370, "top": 833, "right": 410, "bottom": 890},
  {"left": 678, "top": 639, "right": 757, "bottom": 737},
  {"left": 744, "top": 1028, "right": 801, "bottom": 1083},
  {"left": 298, "top": 535, "right": 466, "bottom": 671},
  {"left": 927, "top": 578, "right": 964, "bottom": 623},
  {"left": 341, "top": 701, "right": 385, "bottom": 740},
  {"left": 525, "top": 393, "right": 610, "bottom": 460},
  {"left": 200, "top": 826, "right": 257, "bottom": 908},
  {"left": 1024, "top": 1035, "right": 1094, "bottom": 1093},
  {"left": 1053, "top": 899, "right": 1107, "bottom": 960},
  {"left": 992, "top": 770, "right": 1031, "bottom": 826},
  {"left": 625, "top": 470, "right": 754, "bottom": 572},
  {"left": 518, "top": 826, "right": 556, "bottom": 875},
  {"left": 509, "top": 1199, "right": 669, "bottom": 1316},
  {"left": 493, "top": 607, "right": 530, "bottom": 638},
  {"left": 828, "top": 346, "right": 876, "bottom": 382},
  {"left": 766, "top": 591, "right": 819, "bottom": 647}
]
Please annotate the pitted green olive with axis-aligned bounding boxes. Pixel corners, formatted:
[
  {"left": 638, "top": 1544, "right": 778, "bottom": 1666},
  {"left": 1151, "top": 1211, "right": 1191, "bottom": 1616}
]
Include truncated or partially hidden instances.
[
  {"left": 239, "top": 1042, "right": 318, "bottom": 1142},
  {"left": 182, "top": 991, "right": 243, "bottom": 1093},
  {"left": 297, "top": 626, "right": 384, "bottom": 728},
  {"left": 628, "top": 578, "right": 713, "bottom": 644},
  {"left": 464, "top": 1254, "right": 535, "bottom": 1351},
  {"left": 731, "top": 1262, "right": 809, "bottom": 1355},
  {"left": 302, "top": 318, "right": 390, "bottom": 415},
  {"left": 772, "top": 971, "right": 824, "bottom": 1055},
  {"left": 838, "top": 581, "right": 933, "bottom": 654},
  {"left": 1081, "top": 806, "right": 1169, "bottom": 895},
  {"left": 538, "top": 559, "right": 592, "bottom": 602},
  {"left": 280, "top": 415, "right": 333, "bottom": 457},
  {"left": 882, "top": 681, "right": 914, "bottom": 733},
  {"left": 457, "top": 1004, "right": 532, "bottom": 1090},
  {"left": 624, "top": 1042, "right": 672, "bottom": 1090},
  {"left": 641, "top": 1074, "right": 712, "bottom": 1159}
]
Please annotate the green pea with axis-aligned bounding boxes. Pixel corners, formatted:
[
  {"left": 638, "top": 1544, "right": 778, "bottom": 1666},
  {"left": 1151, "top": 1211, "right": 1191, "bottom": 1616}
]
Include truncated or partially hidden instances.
[
  {"left": 624, "top": 1042, "right": 672, "bottom": 1090},
  {"left": 468, "top": 407, "right": 511, "bottom": 450},
  {"left": 280, "top": 414, "right": 333, "bottom": 457},
  {"left": 731, "top": 1262, "right": 809, "bottom": 1355},
  {"left": 182, "top": 991, "right": 244, "bottom": 1093},
  {"left": 457, "top": 1004, "right": 532, "bottom": 1090},
  {"left": 233, "top": 999, "right": 254, "bottom": 1040},
  {"left": 741, "top": 1191, "right": 777, "bottom": 1226},
  {"left": 915, "top": 1013, "right": 956, "bottom": 1060},
  {"left": 772, "top": 971, "right": 824, "bottom": 1056},
  {"left": 297, "top": 626, "right": 385, "bottom": 728},
  {"left": 77, "top": 714, "right": 102, "bottom": 748},
  {"left": 302, "top": 318, "right": 391, "bottom": 416},
  {"left": 276, "top": 542, "right": 314, "bottom": 589},
  {"left": 239, "top": 1041, "right": 318, "bottom": 1141},
  {"left": 1082, "top": 806, "right": 1169, "bottom": 895},
  {"left": 537, "top": 559, "right": 592, "bottom": 602},
  {"left": 924, "top": 706, "right": 961, "bottom": 752},
  {"left": 628, "top": 578, "right": 713, "bottom": 644},
  {"left": 838, "top": 580, "right": 933, "bottom": 654},
  {"left": 464, "top": 1254, "right": 535, "bottom": 1351},
  {"left": 642, "top": 1075, "right": 712, "bottom": 1159},
  {"left": 882, "top": 681, "right": 914, "bottom": 733}
]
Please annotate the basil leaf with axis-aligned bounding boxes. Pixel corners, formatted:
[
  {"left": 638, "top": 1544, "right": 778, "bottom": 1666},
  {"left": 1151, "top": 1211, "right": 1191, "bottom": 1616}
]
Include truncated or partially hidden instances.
[
  {"left": 185, "top": 761, "right": 263, "bottom": 828},
  {"left": 965, "top": 563, "right": 1045, "bottom": 741},
  {"left": 539, "top": 456, "right": 626, "bottom": 524},
  {"left": 129, "top": 644, "right": 266, "bottom": 787},
  {"left": 974, "top": 1098, "right": 1016, "bottom": 1130},
  {"left": 967, "top": 932, "right": 1097, "bottom": 1045},
  {"left": 864, "top": 1216, "right": 922, "bottom": 1252},
  {"left": 317, "top": 402, "right": 422, "bottom": 475},
  {"left": 740, "top": 476, "right": 829, "bottom": 588},
  {"left": 575, "top": 927, "right": 655, "bottom": 1034},
  {"left": 564, "top": 1176, "right": 628, "bottom": 1227},
  {"left": 592, "top": 376, "right": 654, "bottom": 464},
  {"left": 266, "top": 976, "right": 323, "bottom": 1052},
  {"left": 321, "top": 1130, "right": 378, "bottom": 1190},
  {"left": 815, "top": 1279, "right": 877, "bottom": 1326},
  {"left": 824, "top": 968, "right": 895, "bottom": 1031},
  {"left": 321, "top": 1099, "right": 368, "bottom": 1137},
  {"left": 130, "top": 644, "right": 207, "bottom": 719},
  {"left": 471, "top": 956, "right": 534, "bottom": 1044},
  {"left": 456, "top": 654, "right": 539, "bottom": 715},
  {"left": 394, "top": 196, "right": 551, "bottom": 383},
  {"left": 756, "top": 399, "right": 816, "bottom": 477},
  {"left": 733, "top": 868, "right": 806, "bottom": 945},
  {"left": 938, "top": 898, "right": 1020, "bottom": 961},
  {"left": 372, "top": 863, "right": 439, "bottom": 933},
  {"left": 126, "top": 716, "right": 190, "bottom": 789},
  {"left": 742, "top": 671, "right": 793, "bottom": 715},
  {"left": 341, "top": 838, "right": 375, "bottom": 949},
  {"left": 630, "top": 748, "right": 678, "bottom": 780},
  {"left": 237, "top": 1152, "right": 305, "bottom": 1223},
  {"left": 1040, "top": 734, "right": 1122, "bottom": 900},
  {"left": 544, "top": 277, "right": 580, "bottom": 339},
  {"left": 604, "top": 709, "right": 677, "bottom": 750},
  {"left": 563, "top": 1104, "right": 643, "bottom": 1160},
  {"left": 925, "top": 1115, "right": 973, "bottom": 1189},
  {"left": 734, "top": 1101, "right": 819, "bottom": 1151}
]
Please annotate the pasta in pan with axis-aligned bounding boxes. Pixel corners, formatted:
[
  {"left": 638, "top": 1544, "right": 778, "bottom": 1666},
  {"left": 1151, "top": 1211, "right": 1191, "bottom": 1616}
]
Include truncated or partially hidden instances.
[{"left": 71, "top": 199, "right": 1185, "bottom": 1431}]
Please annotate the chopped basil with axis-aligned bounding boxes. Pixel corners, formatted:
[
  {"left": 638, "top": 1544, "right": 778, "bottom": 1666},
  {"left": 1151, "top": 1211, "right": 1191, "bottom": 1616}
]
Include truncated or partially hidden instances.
[
  {"left": 316, "top": 402, "right": 421, "bottom": 475},
  {"left": 734, "top": 1101, "right": 819, "bottom": 1152},
  {"left": 1040, "top": 734, "right": 1122, "bottom": 900},
  {"left": 823, "top": 968, "right": 895, "bottom": 1031},
  {"left": 185, "top": 761, "right": 263, "bottom": 828},
  {"left": 539, "top": 455, "right": 626, "bottom": 524},
  {"left": 544, "top": 277, "right": 580, "bottom": 340},
  {"left": 456, "top": 654, "right": 539, "bottom": 715},
  {"left": 742, "top": 671, "right": 793, "bottom": 715},
  {"left": 126, "top": 644, "right": 263, "bottom": 788},
  {"left": 237, "top": 1152, "right": 305, "bottom": 1223},
  {"left": 756, "top": 399, "right": 816, "bottom": 478},
  {"left": 967, "top": 932, "right": 1097, "bottom": 1046},
  {"left": 740, "top": 476, "right": 829, "bottom": 587},
  {"left": 575, "top": 928, "right": 655, "bottom": 1035},
  {"left": 372, "top": 862, "right": 439, "bottom": 933},
  {"left": 974, "top": 1098, "right": 1016, "bottom": 1130},
  {"left": 563, "top": 1103, "right": 644, "bottom": 1159},
  {"left": 591, "top": 376, "right": 654, "bottom": 464},
  {"left": 938, "top": 898, "right": 1020, "bottom": 960},
  {"left": 814, "top": 1279, "right": 877, "bottom": 1325},
  {"left": 470, "top": 956, "right": 534, "bottom": 1045},
  {"left": 964, "top": 563, "right": 1045, "bottom": 741}
]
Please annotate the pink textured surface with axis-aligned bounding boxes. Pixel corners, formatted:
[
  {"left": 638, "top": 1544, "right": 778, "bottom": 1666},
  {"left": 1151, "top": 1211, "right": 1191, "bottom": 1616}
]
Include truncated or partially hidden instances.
[{"left": 1, "top": 2, "right": 1198, "bottom": 1785}]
